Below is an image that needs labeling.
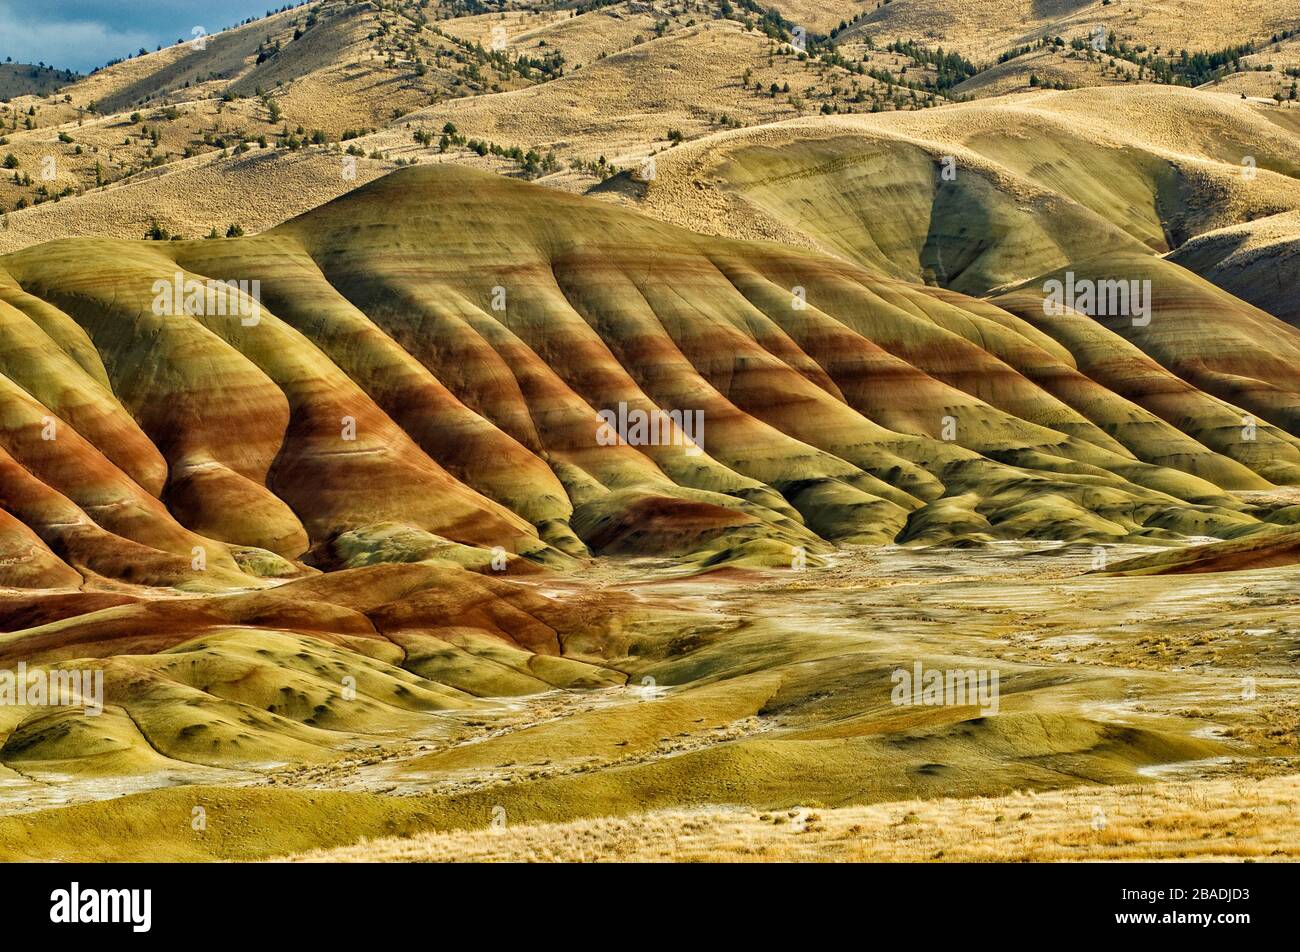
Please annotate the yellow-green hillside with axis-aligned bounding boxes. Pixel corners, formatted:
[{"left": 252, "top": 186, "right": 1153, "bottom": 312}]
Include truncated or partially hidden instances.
[{"left": 3, "top": 162, "right": 1297, "bottom": 600}]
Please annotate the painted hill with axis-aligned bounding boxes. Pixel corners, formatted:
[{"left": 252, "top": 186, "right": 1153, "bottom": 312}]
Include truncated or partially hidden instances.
[
  {"left": 0, "top": 560, "right": 635, "bottom": 781},
  {"left": 1105, "top": 522, "right": 1300, "bottom": 574},
  {"left": 1169, "top": 210, "right": 1300, "bottom": 326},
  {"left": 3, "top": 0, "right": 1300, "bottom": 861},
  {"left": 4, "top": 163, "right": 1300, "bottom": 600},
  {"left": 630, "top": 85, "right": 1300, "bottom": 295}
]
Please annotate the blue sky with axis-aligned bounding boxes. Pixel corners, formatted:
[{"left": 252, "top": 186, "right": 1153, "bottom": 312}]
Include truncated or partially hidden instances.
[{"left": 0, "top": 1, "right": 276, "bottom": 73}]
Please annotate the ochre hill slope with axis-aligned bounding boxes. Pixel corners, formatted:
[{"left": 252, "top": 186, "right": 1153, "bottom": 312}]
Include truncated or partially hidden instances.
[
  {"left": 1169, "top": 210, "right": 1300, "bottom": 326},
  {"left": 2, "top": 164, "right": 1299, "bottom": 598},
  {"left": 632, "top": 86, "right": 1300, "bottom": 296},
  {"left": 838, "top": 0, "right": 1295, "bottom": 60},
  {"left": 1105, "top": 523, "right": 1300, "bottom": 575},
  {"left": 0, "top": 561, "right": 635, "bottom": 779},
  {"left": 42, "top": 0, "right": 512, "bottom": 127}
]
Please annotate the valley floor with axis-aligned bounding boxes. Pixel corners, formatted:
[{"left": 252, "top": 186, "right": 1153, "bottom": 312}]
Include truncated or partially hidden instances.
[{"left": 1, "top": 543, "right": 1297, "bottom": 861}]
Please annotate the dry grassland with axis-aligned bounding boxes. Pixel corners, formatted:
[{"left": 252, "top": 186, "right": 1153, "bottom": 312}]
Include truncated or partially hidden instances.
[{"left": 281, "top": 773, "right": 1300, "bottom": 862}]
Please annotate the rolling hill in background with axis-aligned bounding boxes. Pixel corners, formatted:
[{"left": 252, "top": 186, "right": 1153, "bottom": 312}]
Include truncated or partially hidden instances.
[
  {"left": 836, "top": 0, "right": 1293, "bottom": 60},
  {"left": 0, "top": 64, "right": 80, "bottom": 100}
]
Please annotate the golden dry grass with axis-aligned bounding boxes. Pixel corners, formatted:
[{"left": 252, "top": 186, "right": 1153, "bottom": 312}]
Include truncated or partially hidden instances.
[
  {"left": 840, "top": 0, "right": 1296, "bottom": 61},
  {"left": 766, "top": 1, "right": 869, "bottom": 35},
  {"left": 437, "top": 6, "right": 665, "bottom": 69},
  {"left": 951, "top": 47, "right": 1126, "bottom": 99},
  {"left": 0, "top": 147, "right": 396, "bottom": 252},
  {"left": 360, "top": 18, "right": 903, "bottom": 174},
  {"left": 1211, "top": 35, "right": 1300, "bottom": 99},
  {"left": 0, "top": 7, "right": 946, "bottom": 249},
  {"left": 0, "top": 0, "right": 573, "bottom": 237},
  {"left": 279, "top": 772, "right": 1300, "bottom": 862},
  {"left": 2, "top": 0, "right": 1294, "bottom": 256}
]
